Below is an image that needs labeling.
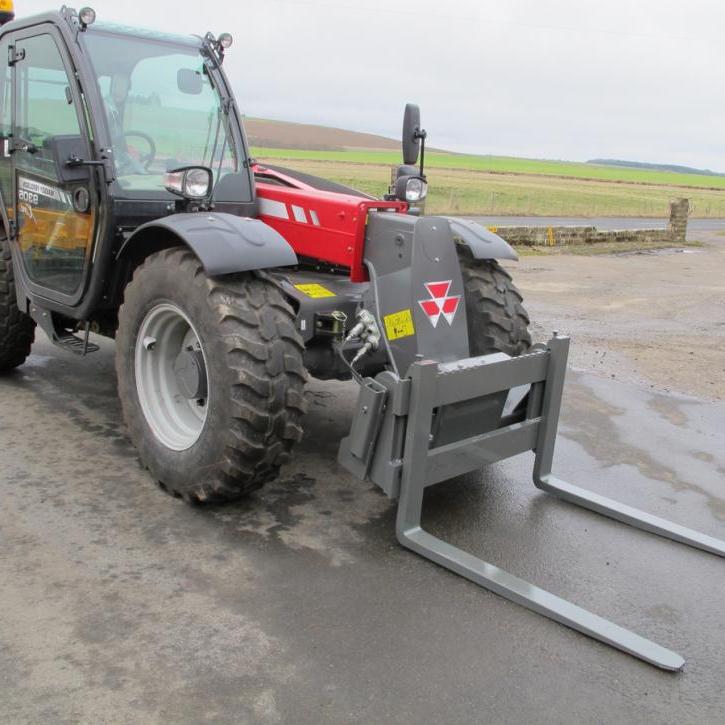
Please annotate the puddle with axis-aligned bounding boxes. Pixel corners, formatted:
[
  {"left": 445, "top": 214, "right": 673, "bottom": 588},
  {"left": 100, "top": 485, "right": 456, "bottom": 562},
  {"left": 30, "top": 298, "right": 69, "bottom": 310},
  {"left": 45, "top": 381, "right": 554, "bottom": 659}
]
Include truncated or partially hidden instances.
[{"left": 561, "top": 380, "right": 725, "bottom": 520}]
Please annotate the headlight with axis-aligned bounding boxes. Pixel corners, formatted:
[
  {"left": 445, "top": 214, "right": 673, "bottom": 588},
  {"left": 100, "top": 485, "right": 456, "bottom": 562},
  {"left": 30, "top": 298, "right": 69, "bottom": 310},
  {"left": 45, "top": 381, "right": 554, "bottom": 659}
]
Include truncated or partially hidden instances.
[
  {"left": 404, "top": 177, "right": 427, "bottom": 202},
  {"left": 165, "top": 166, "right": 213, "bottom": 200},
  {"left": 395, "top": 174, "right": 428, "bottom": 203}
]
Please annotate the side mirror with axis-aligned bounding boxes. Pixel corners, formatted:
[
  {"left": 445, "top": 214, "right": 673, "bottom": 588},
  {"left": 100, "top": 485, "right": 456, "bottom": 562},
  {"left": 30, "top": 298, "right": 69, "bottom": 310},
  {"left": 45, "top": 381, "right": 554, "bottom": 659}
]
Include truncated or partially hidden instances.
[
  {"left": 165, "top": 165, "right": 213, "bottom": 200},
  {"left": 177, "top": 68, "right": 203, "bottom": 95},
  {"left": 402, "top": 103, "right": 421, "bottom": 165}
]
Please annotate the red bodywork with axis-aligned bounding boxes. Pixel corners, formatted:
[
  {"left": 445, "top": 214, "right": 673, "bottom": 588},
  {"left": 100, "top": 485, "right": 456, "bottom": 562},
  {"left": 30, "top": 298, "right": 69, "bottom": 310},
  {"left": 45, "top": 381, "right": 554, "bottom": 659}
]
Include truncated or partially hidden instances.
[{"left": 253, "top": 164, "right": 408, "bottom": 282}]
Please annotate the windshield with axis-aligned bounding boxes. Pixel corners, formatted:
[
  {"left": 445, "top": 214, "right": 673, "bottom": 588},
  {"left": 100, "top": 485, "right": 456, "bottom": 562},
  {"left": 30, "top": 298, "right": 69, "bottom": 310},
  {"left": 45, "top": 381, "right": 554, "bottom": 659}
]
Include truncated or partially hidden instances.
[{"left": 82, "top": 28, "right": 238, "bottom": 195}]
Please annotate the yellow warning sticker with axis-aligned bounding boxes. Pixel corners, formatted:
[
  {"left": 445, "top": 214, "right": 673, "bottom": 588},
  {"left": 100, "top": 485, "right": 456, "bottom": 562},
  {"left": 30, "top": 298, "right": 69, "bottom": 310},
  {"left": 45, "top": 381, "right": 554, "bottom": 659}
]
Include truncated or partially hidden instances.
[
  {"left": 294, "top": 283, "right": 336, "bottom": 298},
  {"left": 384, "top": 308, "right": 415, "bottom": 341}
]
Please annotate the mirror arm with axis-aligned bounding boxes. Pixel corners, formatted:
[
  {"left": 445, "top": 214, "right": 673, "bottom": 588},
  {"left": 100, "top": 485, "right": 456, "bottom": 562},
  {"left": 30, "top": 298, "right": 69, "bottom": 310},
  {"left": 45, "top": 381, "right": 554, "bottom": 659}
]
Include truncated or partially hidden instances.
[{"left": 416, "top": 128, "right": 427, "bottom": 177}]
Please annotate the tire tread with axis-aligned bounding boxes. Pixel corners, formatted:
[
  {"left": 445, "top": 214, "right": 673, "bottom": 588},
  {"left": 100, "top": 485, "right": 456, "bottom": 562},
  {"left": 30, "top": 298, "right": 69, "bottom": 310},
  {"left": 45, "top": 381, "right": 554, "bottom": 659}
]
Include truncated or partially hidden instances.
[
  {"left": 459, "top": 254, "right": 532, "bottom": 357},
  {"left": 116, "top": 248, "right": 307, "bottom": 504},
  {"left": 0, "top": 238, "right": 35, "bottom": 373}
]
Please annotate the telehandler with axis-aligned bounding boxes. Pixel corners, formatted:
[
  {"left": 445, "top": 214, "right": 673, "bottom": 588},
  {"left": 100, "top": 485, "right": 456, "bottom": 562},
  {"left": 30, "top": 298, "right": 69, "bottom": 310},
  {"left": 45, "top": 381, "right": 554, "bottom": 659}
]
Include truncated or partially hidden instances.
[{"left": 0, "top": 4, "right": 722, "bottom": 671}]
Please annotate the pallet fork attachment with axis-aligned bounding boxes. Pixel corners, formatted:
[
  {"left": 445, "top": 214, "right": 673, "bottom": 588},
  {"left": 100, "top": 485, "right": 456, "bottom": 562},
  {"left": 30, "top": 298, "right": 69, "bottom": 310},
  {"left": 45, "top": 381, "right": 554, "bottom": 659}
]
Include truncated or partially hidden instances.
[{"left": 340, "top": 334, "right": 725, "bottom": 671}]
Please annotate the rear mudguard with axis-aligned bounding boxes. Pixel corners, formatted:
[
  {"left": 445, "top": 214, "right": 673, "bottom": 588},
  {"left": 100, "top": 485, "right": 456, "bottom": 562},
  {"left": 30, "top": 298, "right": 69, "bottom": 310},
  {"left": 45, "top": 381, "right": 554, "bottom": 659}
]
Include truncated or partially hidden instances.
[{"left": 117, "top": 212, "right": 298, "bottom": 275}]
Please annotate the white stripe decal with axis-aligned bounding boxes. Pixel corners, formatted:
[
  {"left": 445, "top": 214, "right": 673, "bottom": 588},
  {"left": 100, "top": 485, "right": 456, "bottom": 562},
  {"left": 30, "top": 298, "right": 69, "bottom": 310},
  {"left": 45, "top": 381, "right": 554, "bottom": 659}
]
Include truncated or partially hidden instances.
[
  {"left": 258, "top": 197, "right": 289, "bottom": 220},
  {"left": 291, "top": 205, "right": 307, "bottom": 223},
  {"left": 309, "top": 210, "right": 320, "bottom": 226}
]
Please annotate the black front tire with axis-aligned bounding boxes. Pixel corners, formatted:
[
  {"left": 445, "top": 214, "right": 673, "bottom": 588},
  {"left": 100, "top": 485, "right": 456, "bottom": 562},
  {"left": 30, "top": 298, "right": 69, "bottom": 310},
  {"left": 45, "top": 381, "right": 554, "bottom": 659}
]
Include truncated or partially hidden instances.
[
  {"left": 0, "top": 238, "right": 35, "bottom": 373},
  {"left": 459, "top": 254, "right": 532, "bottom": 357},
  {"left": 116, "top": 248, "right": 308, "bottom": 504}
]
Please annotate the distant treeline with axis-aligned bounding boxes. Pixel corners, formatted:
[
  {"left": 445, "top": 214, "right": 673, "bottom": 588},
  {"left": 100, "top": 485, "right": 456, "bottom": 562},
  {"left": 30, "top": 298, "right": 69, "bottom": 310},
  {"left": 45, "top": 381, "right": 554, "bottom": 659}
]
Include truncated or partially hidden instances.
[{"left": 588, "top": 158, "right": 724, "bottom": 177}]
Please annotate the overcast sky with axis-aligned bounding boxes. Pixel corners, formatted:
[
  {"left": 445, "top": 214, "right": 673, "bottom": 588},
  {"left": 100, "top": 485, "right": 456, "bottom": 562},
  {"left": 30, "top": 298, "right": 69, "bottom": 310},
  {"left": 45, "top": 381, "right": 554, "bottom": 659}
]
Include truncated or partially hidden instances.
[{"left": 18, "top": 0, "right": 724, "bottom": 169}]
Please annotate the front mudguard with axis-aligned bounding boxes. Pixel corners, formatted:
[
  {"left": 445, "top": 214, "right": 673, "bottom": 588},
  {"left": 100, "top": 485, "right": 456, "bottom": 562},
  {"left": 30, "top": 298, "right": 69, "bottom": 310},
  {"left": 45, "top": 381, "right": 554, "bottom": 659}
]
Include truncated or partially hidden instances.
[
  {"left": 117, "top": 212, "right": 298, "bottom": 275},
  {"left": 438, "top": 216, "right": 518, "bottom": 262}
]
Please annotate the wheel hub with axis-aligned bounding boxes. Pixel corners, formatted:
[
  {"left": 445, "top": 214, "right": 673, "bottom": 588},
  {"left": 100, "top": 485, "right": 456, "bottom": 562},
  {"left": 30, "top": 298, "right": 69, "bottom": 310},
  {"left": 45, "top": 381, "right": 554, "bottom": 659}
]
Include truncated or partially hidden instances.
[
  {"left": 173, "top": 348, "right": 208, "bottom": 399},
  {"left": 134, "top": 302, "right": 209, "bottom": 451}
]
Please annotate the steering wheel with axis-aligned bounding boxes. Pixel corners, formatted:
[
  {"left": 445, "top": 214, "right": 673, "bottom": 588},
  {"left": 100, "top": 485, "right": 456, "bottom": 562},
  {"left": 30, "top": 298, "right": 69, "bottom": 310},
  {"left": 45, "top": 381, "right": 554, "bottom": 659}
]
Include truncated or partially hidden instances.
[{"left": 122, "top": 130, "right": 156, "bottom": 170}]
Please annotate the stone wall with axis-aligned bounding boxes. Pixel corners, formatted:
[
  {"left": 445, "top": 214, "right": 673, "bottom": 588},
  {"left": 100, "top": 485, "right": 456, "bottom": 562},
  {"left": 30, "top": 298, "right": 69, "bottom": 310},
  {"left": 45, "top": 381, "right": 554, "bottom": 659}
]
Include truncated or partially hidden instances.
[
  {"left": 487, "top": 199, "right": 689, "bottom": 247},
  {"left": 488, "top": 225, "right": 671, "bottom": 247},
  {"left": 668, "top": 198, "right": 689, "bottom": 242}
]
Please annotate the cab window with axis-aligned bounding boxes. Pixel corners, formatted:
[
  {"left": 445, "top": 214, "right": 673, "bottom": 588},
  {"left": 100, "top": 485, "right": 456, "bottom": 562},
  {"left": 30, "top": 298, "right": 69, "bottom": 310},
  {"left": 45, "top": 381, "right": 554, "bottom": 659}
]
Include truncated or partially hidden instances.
[
  {"left": 14, "top": 33, "right": 84, "bottom": 180},
  {"left": 13, "top": 32, "right": 94, "bottom": 295},
  {"left": 83, "top": 32, "right": 237, "bottom": 194}
]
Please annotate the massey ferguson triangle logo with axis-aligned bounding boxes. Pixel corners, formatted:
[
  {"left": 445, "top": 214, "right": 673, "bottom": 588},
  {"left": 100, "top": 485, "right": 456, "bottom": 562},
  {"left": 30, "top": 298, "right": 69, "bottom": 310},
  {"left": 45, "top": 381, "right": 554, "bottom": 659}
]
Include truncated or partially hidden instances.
[{"left": 418, "top": 280, "right": 461, "bottom": 328}]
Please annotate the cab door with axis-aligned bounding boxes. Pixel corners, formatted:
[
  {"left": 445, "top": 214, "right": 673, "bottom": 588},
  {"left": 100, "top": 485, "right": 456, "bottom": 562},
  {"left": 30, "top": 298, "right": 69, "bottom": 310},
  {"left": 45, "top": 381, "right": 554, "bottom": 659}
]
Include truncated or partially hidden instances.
[{"left": 8, "top": 26, "right": 96, "bottom": 301}]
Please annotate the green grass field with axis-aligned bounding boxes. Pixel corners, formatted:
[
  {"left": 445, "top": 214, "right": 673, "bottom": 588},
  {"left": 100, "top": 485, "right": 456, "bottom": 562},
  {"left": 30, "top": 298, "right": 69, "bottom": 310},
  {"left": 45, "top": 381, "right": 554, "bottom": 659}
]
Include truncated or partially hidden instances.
[
  {"left": 251, "top": 147, "right": 725, "bottom": 191},
  {"left": 251, "top": 151, "right": 725, "bottom": 218}
]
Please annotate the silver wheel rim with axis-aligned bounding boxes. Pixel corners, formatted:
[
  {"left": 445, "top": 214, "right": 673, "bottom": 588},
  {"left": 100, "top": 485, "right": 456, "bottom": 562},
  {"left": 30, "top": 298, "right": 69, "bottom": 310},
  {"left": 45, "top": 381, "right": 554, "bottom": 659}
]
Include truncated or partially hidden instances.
[{"left": 134, "top": 302, "right": 209, "bottom": 451}]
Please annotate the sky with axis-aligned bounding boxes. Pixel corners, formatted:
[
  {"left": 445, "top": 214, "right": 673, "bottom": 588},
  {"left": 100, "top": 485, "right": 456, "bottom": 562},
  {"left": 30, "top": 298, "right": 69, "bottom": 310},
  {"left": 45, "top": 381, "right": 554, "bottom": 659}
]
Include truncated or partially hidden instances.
[{"left": 15, "top": 0, "right": 724, "bottom": 170}]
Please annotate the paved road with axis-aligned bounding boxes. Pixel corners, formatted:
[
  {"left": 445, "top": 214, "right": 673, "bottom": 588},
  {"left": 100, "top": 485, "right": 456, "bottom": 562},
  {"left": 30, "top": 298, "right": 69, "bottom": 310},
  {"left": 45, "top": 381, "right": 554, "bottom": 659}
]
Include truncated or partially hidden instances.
[
  {"left": 467, "top": 215, "right": 725, "bottom": 232},
  {"left": 1, "top": 333, "right": 725, "bottom": 723}
]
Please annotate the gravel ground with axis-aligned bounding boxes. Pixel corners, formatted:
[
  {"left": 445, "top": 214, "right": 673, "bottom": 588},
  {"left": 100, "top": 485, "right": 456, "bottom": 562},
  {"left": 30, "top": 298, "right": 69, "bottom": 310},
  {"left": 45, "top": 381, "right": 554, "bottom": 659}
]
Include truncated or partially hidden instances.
[{"left": 507, "top": 228, "right": 725, "bottom": 401}]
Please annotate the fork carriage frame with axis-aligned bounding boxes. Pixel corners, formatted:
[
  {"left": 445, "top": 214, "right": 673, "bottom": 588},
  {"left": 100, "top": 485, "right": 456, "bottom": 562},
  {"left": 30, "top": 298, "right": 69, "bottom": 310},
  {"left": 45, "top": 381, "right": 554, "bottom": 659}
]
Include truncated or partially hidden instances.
[{"left": 340, "top": 334, "right": 725, "bottom": 671}]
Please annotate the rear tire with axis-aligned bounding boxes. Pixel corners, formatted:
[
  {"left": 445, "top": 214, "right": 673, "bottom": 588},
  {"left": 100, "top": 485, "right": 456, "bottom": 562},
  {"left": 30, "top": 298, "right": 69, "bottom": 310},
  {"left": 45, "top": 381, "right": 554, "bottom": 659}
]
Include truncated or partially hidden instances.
[
  {"left": 459, "top": 255, "right": 531, "bottom": 357},
  {"left": 0, "top": 238, "right": 35, "bottom": 373},
  {"left": 116, "top": 247, "right": 308, "bottom": 503}
]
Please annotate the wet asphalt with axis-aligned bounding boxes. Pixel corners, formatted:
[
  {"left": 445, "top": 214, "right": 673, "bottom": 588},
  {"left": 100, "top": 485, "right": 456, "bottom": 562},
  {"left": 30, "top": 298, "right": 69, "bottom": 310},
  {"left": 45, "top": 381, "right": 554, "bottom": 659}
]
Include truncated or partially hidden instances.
[{"left": 1, "top": 331, "right": 724, "bottom": 724}]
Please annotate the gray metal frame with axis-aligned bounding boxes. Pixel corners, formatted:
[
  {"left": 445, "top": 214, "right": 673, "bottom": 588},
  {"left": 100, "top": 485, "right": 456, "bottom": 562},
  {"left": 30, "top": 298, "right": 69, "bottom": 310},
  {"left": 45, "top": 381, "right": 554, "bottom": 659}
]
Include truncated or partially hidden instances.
[{"left": 340, "top": 334, "right": 725, "bottom": 671}]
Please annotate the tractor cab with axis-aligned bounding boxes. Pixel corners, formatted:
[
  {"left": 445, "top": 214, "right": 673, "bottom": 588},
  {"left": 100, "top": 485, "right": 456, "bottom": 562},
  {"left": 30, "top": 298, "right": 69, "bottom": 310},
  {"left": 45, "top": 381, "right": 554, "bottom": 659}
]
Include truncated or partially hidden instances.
[{"left": 0, "top": 6, "right": 253, "bottom": 309}]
